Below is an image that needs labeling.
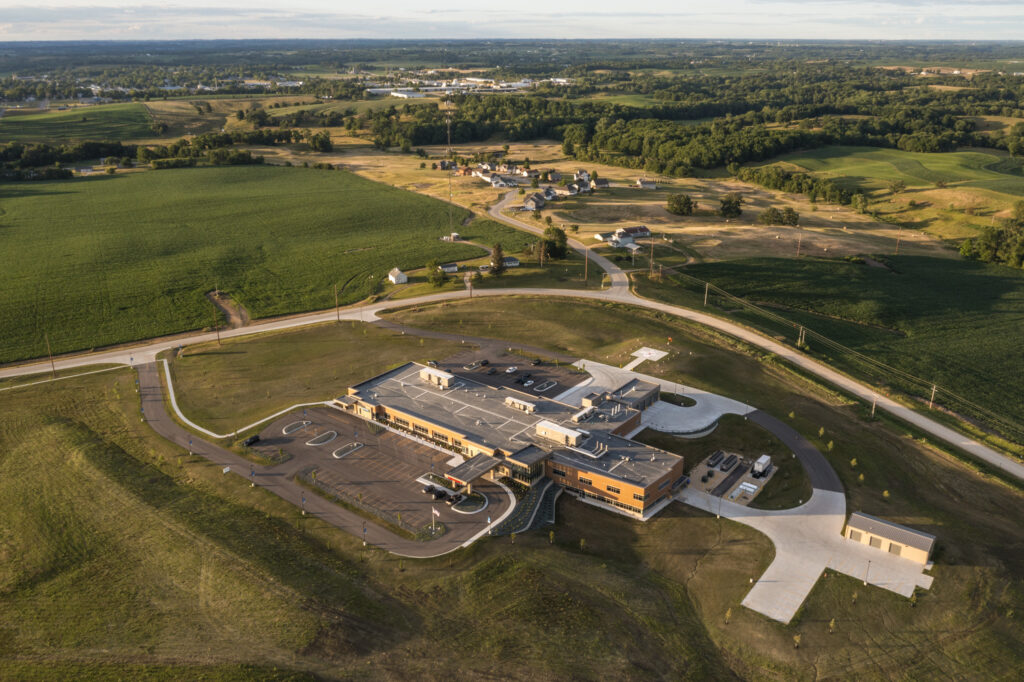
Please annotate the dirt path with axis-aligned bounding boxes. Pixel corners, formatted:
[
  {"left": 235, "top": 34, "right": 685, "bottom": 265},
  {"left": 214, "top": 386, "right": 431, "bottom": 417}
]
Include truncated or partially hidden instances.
[{"left": 206, "top": 291, "right": 249, "bottom": 328}]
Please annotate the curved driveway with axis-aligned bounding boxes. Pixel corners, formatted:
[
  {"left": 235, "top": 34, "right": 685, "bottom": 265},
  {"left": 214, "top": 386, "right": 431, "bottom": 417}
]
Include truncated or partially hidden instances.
[
  {"left": 1, "top": 206, "right": 1020, "bottom": 481},
  {"left": 137, "top": 361, "right": 513, "bottom": 558}
]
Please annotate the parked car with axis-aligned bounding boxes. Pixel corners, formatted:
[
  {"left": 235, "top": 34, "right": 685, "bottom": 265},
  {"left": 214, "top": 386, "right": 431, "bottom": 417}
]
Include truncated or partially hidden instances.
[
  {"left": 432, "top": 490, "right": 446, "bottom": 500},
  {"left": 242, "top": 435, "right": 260, "bottom": 447},
  {"left": 427, "top": 360, "right": 439, "bottom": 368},
  {"left": 463, "top": 361, "right": 481, "bottom": 370},
  {"left": 480, "top": 359, "right": 489, "bottom": 366},
  {"left": 422, "top": 485, "right": 436, "bottom": 495},
  {"left": 505, "top": 366, "right": 517, "bottom": 374},
  {"left": 530, "top": 358, "right": 541, "bottom": 366},
  {"left": 486, "top": 367, "right": 497, "bottom": 375},
  {"left": 523, "top": 380, "right": 535, "bottom": 387}
]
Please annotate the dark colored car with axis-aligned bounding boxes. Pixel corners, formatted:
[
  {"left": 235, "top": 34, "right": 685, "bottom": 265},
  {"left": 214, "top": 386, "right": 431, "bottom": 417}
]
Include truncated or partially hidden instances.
[
  {"left": 433, "top": 490, "right": 447, "bottom": 500},
  {"left": 422, "top": 485, "right": 436, "bottom": 495},
  {"left": 530, "top": 358, "right": 541, "bottom": 366},
  {"left": 486, "top": 367, "right": 497, "bottom": 375},
  {"left": 242, "top": 435, "right": 260, "bottom": 447},
  {"left": 480, "top": 359, "right": 489, "bottom": 366}
]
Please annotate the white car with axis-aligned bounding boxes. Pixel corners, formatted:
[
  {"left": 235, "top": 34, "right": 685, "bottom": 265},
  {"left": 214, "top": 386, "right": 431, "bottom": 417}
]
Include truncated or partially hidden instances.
[
  {"left": 523, "top": 380, "right": 535, "bottom": 387},
  {"left": 505, "top": 366, "right": 517, "bottom": 374}
]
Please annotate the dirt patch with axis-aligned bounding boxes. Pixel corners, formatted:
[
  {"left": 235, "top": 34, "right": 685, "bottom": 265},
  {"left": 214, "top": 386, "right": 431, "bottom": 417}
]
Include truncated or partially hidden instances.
[{"left": 206, "top": 291, "right": 249, "bottom": 328}]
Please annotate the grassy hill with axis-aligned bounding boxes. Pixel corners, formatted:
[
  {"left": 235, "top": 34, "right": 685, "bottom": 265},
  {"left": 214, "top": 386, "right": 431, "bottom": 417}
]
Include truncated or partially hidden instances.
[
  {"left": 765, "top": 145, "right": 1024, "bottom": 240},
  {"left": 0, "top": 102, "right": 154, "bottom": 143},
  {"left": 637, "top": 256, "right": 1024, "bottom": 447},
  {"left": 0, "top": 369, "right": 756, "bottom": 679},
  {"left": 0, "top": 165, "right": 526, "bottom": 364}
]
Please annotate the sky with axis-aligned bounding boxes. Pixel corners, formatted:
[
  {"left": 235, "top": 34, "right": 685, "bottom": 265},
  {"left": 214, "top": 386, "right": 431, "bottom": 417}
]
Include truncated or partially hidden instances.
[{"left": 1, "top": 1, "right": 1024, "bottom": 41}]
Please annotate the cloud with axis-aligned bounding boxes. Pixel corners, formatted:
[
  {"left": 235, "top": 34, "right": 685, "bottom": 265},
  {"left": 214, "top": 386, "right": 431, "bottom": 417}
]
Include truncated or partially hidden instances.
[{"left": 0, "top": 2, "right": 1022, "bottom": 40}]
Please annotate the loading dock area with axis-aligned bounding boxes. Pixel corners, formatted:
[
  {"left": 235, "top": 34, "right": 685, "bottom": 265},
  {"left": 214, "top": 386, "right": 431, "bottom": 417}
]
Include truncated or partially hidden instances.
[{"left": 691, "top": 449, "right": 778, "bottom": 506}]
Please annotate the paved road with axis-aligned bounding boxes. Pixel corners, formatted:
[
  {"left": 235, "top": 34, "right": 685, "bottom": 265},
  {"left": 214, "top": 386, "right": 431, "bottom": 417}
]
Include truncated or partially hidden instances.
[
  {"left": 747, "top": 410, "right": 844, "bottom": 493},
  {"left": 488, "top": 190, "right": 630, "bottom": 293},
  {"left": 137, "top": 362, "right": 513, "bottom": 558},
  {"left": 5, "top": 283, "right": 1020, "bottom": 481}
]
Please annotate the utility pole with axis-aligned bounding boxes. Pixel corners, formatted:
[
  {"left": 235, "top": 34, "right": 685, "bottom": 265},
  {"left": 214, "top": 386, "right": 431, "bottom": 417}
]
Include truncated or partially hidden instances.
[
  {"left": 445, "top": 99, "right": 454, "bottom": 238},
  {"left": 929, "top": 384, "right": 937, "bottom": 410},
  {"left": 796, "top": 229, "right": 803, "bottom": 258},
  {"left": 649, "top": 237, "right": 655, "bottom": 277},
  {"left": 44, "top": 332, "right": 56, "bottom": 378},
  {"left": 895, "top": 226, "right": 903, "bottom": 256},
  {"left": 584, "top": 245, "right": 589, "bottom": 287},
  {"left": 334, "top": 283, "right": 340, "bottom": 323},
  {"left": 704, "top": 282, "right": 709, "bottom": 306},
  {"left": 211, "top": 301, "right": 221, "bottom": 346},
  {"left": 871, "top": 395, "right": 877, "bottom": 418}
]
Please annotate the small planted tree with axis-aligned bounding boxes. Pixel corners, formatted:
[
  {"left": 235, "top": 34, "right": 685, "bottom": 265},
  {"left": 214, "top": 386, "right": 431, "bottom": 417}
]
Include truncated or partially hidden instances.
[
  {"left": 793, "top": 634, "right": 801, "bottom": 649},
  {"left": 549, "top": 530, "right": 555, "bottom": 545},
  {"left": 579, "top": 537, "right": 587, "bottom": 552},
  {"left": 719, "top": 193, "right": 743, "bottom": 218},
  {"left": 828, "top": 618, "right": 836, "bottom": 634},
  {"left": 725, "top": 608, "right": 732, "bottom": 625}
]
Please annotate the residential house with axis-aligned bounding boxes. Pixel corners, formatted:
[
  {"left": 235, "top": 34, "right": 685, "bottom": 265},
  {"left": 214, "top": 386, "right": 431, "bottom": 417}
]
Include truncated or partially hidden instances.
[
  {"left": 616, "top": 226, "right": 652, "bottom": 240},
  {"left": 547, "top": 170, "right": 563, "bottom": 182},
  {"left": 523, "top": 192, "right": 546, "bottom": 211},
  {"left": 595, "top": 232, "right": 616, "bottom": 242},
  {"left": 574, "top": 169, "right": 591, "bottom": 182},
  {"left": 542, "top": 187, "right": 558, "bottom": 201},
  {"left": 520, "top": 168, "right": 540, "bottom": 178},
  {"left": 503, "top": 256, "right": 521, "bottom": 268},
  {"left": 592, "top": 178, "right": 610, "bottom": 189},
  {"left": 388, "top": 268, "right": 408, "bottom": 285},
  {"left": 576, "top": 179, "right": 592, "bottom": 193},
  {"left": 439, "top": 263, "right": 459, "bottom": 274},
  {"left": 636, "top": 178, "right": 657, "bottom": 190}
]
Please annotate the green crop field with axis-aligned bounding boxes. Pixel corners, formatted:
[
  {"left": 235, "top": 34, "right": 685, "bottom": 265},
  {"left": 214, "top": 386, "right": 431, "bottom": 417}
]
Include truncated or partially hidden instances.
[
  {"left": 768, "top": 146, "right": 1024, "bottom": 196},
  {"left": 637, "top": 256, "right": 1024, "bottom": 446},
  {"left": 0, "top": 102, "right": 154, "bottom": 142},
  {"left": 0, "top": 165, "right": 531, "bottom": 364}
]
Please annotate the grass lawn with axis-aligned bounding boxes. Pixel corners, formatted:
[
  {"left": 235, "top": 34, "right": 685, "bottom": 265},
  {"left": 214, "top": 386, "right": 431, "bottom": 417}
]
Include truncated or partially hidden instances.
[
  {"left": 164, "top": 322, "right": 463, "bottom": 434},
  {"left": 0, "top": 369, "right": 768, "bottom": 679},
  {"left": 382, "top": 297, "right": 1024, "bottom": 677},
  {"left": 765, "top": 145, "right": 1024, "bottom": 240},
  {"left": 0, "top": 165, "right": 523, "bottom": 364},
  {"left": 635, "top": 255, "right": 1024, "bottom": 448},
  {"left": 0, "top": 102, "right": 154, "bottom": 142},
  {"left": 3, "top": 300, "right": 1022, "bottom": 677},
  {"left": 633, "top": 414, "right": 811, "bottom": 510}
]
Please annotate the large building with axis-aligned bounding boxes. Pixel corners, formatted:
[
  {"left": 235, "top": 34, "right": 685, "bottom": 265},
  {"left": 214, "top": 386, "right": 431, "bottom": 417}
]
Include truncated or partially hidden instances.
[{"left": 334, "top": 362, "right": 686, "bottom": 518}]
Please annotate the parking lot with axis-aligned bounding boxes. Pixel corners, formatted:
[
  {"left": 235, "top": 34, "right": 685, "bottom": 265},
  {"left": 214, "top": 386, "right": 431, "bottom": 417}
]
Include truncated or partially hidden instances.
[
  {"left": 253, "top": 407, "right": 496, "bottom": 533},
  {"left": 691, "top": 450, "right": 777, "bottom": 506},
  {"left": 436, "top": 347, "right": 588, "bottom": 400}
]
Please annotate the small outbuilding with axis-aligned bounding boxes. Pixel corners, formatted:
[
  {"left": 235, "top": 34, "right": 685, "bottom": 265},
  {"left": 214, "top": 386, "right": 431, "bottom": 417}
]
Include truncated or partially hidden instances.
[
  {"left": 636, "top": 178, "right": 657, "bottom": 190},
  {"left": 388, "top": 268, "right": 408, "bottom": 285},
  {"left": 844, "top": 512, "right": 936, "bottom": 565}
]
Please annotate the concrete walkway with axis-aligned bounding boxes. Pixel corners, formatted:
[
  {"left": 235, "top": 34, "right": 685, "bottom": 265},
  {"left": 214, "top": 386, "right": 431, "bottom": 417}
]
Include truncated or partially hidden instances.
[{"left": 679, "top": 487, "right": 932, "bottom": 624}]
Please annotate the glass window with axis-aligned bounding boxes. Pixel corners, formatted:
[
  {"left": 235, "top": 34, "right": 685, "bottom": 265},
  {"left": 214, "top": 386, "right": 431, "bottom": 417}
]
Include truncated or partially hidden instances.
[
  {"left": 849, "top": 529, "right": 862, "bottom": 542},
  {"left": 607, "top": 485, "right": 621, "bottom": 494},
  {"left": 579, "top": 477, "right": 593, "bottom": 486},
  {"left": 552, "top": 468, "right": 566, "bottom": 477},
  {"left": 869, "top": 536, "right": 883, "bottom": 549},
  {"left": 888, "top": 543, "right": 902, "bottom": 556}
]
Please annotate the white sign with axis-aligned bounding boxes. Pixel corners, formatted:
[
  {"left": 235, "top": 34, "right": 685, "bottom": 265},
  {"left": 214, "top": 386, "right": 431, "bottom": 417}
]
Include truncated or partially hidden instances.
[{"left": 222, "top": 466, "right": 231, "bottom": 474}]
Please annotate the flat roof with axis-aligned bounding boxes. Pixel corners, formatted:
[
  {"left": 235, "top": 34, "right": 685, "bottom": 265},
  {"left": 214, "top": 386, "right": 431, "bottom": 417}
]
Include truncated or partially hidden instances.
[
  {"left": 348, "top": 362, "right": 682, "bottom": 487},
  {"left": 847, "top": 512, "right": 936, "bottom": 552},
  {"left": 446, "top": 454, "right": 501, "bottom": 484},
  {"left": 549, "top": 433, "right": 682, "bottom": 489}
]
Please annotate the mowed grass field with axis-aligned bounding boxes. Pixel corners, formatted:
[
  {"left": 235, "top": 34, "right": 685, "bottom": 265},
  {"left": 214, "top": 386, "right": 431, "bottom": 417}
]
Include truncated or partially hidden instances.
[
  {"left": 773, "top": 145, "right": 1024, "bottom": 196},
  {"left": 0, "top": 102, "right": 154, "bottom": 142},
  {"left": 3, "top": 301, "right": 1022, "bottom": 678},
  {"left": 766, "top": 145, "right": 1024, "bottom": 240},
  {"left": 637, "top": 256, "right": 1024, "bottom": 442},
  {"left": 0, "top": 369, "right": 766, "bottom": 679},
  {"left": 0, "top": 165, "right": 531, "bottom": 364},
  {"left": 382, "top": 297, "right": 1022, "bottom": 678}
]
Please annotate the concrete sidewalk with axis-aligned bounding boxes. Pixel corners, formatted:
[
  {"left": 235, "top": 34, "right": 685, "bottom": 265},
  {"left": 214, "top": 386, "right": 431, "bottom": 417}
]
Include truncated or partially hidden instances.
[{"left": 679, "top": 488, "right": 932, "bottom": 623}]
